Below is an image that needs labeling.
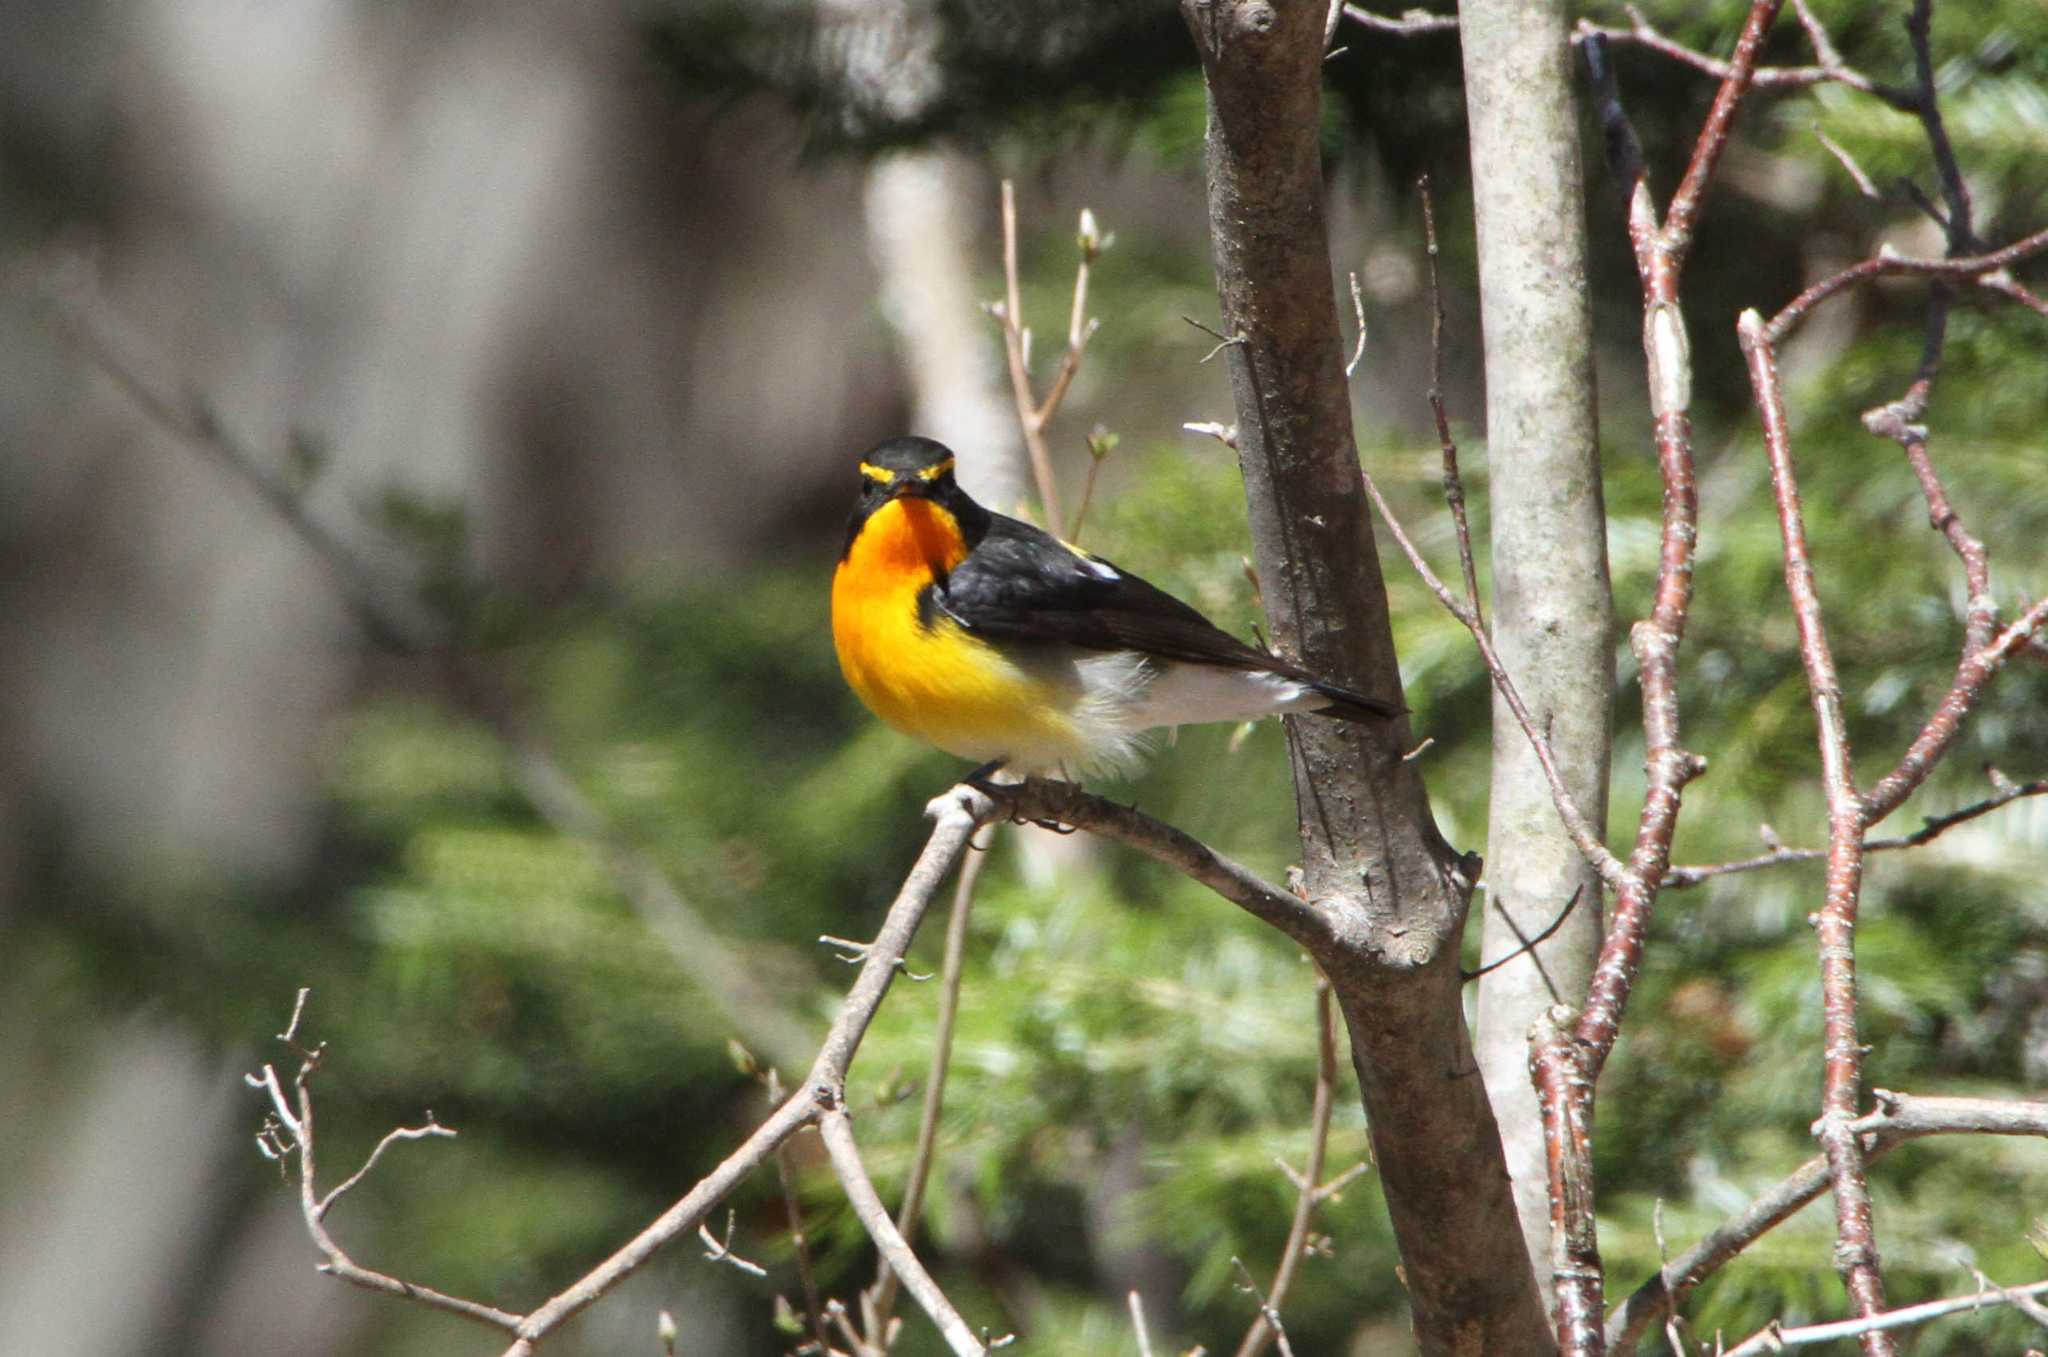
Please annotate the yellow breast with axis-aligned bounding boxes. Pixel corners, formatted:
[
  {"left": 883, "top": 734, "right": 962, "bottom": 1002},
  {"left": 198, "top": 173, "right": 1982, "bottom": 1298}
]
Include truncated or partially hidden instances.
[{"left": 832, "top": 499, "right": 1087, "bottom": 767}]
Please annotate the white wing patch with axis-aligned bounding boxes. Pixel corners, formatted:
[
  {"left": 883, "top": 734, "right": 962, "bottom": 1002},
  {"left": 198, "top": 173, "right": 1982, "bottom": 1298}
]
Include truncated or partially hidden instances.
[
  {"left": 1120, "top": 664, "right": 1326, "bottom": 732},
  {"left": 1058, "top": 538, "right": 1120, "bottom": 581}
]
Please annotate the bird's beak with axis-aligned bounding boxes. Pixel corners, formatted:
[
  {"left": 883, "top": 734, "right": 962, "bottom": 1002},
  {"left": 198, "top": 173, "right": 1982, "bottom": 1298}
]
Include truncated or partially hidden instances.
[{"left": 888, "top": 478, "right": 928, "bottom": 500}]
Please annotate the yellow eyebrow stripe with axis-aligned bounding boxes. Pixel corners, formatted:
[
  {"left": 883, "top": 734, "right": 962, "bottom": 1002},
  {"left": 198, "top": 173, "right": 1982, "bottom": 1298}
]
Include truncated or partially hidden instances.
[{"left": 861, "top": 457, "right": 954, "bottom": 483}]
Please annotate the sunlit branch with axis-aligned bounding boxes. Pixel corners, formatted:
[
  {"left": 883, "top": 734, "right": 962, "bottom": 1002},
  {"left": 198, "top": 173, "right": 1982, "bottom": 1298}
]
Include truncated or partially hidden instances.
[{"left": 1605, "top": 1091, "right": 2048, "bottom": 1351}]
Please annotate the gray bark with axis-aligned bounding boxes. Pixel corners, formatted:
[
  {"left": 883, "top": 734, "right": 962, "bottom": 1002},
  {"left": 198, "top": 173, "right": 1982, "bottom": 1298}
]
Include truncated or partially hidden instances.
[
  {"left": 1458, "top": 0, "right": 1615, "bottom": 1307},
  {"left": 1180, "top": 2, "right": 1554, "bottom": 1351}
]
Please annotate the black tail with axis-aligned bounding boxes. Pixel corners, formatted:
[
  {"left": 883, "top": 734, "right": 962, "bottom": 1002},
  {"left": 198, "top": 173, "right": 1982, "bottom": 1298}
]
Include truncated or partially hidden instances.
[{"left": 1305, "top": 677, "right": 1405, "bottom": 723}]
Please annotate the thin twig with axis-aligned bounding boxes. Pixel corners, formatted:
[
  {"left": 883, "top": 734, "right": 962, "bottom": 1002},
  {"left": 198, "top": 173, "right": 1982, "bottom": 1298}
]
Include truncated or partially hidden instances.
[
  {"left": 1861, "top": 597, "right": 2048, "bottom": 830},
  {"left": 1571, "top": 4, "right": 1913, "bottom": 111},
  {"left": 1605, "top": 1092, "right": 2048, "bottom": 1350},
  {"left": 699, "top": 1211, "right": 769, "bottom": 1278},
  {"left": 997, "top": 181, "right": 1064, "bottom": 528},
  {"left": 1182, "top": 314, "right": 1247, "bottom": 364},
  {"left": 994, "top": 182, "right": 1102, "bottom": 531},
  {"left": 1764, "top": 227, "right": 2048, "bottom": 344},
  {"left": 240, "top": 1000, "right": 522, "bottom": 1336},
  {"left": 1416, "top": 173, "right": 1483, "bottom": 627},
  {"left": 1129, "top": 1290, "right": 1157, "bottom": 1357},
  {"left": 1721, "top": 1278, "right": 2048, "bottom": 1356},
  {"left": 1340, "top": 3, "right": 1458, "bottom": 36},
  {"left": 1814, "top": 125, "right": 1881, "bottom": 199},
  {"left": 1742, "top": 308, "right": 1894, "bottom": 1351},
  {"left": 1462, "top": 887, "right": 1583, "bottom": 982},
  {"left": 1664, "top": 777, "right": 2048, "bottom": 888},
  {"left": 1229, "top": 1259, "right": 1296, "bottom": 1357},
  {"left": 317, "top": 1116, "right": 456, "bottom": 1220},
  {"left": 768, "top": 1073, "right": 830, "bottom": 1355},
  {"left": 1904, "top": 0, "right": 1977, "bottom": 256},
  {"left": 1360, "top": 468, "right": 1625, "bottom": 889},
  {"left": 1343, "top": 271, "right": 1368, "bottom": 379},
  {"left": 1234, "top": 974, "right": 1341, "bottom": 1357}
]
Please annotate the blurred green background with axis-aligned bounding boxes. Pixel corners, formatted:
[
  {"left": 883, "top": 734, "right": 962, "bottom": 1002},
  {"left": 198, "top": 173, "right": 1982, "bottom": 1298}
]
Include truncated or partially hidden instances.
[{"left": 0, "top": 1, "right": 2043, "bottom": 1354}]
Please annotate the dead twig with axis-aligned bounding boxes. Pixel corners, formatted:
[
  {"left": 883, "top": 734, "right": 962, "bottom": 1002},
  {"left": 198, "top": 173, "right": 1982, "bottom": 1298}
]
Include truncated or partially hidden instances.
[
  {"left": 1416, "top": 174, "right": 1483, "bottom": 627},
  {"left": 241, "top": 994, "right": 520, "bottom": 1335},
  {"left": 1234, "top": 974, "right": 1351, "bottom": 1357}
]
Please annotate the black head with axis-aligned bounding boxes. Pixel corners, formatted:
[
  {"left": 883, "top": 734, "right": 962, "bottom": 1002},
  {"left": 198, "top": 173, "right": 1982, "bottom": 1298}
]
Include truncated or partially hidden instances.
[{"left": 843, "top": 436, "right": 989, "bottom": 556}]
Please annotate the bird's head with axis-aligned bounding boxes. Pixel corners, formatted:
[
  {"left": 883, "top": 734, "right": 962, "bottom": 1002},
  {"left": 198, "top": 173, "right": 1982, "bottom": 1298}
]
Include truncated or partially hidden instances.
[
  {"left": 856, "top": 435, "right": 961, "bottom": 506},
  {"left": 841, "top": 437, "right": 991, "bottom": 562}
]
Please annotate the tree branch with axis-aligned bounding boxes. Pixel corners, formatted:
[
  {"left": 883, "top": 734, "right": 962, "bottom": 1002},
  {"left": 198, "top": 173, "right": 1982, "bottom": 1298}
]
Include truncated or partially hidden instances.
[
  {"left": 863, "top": 827, "right": 993, "bottom": 1341},
  {"left": 1573, "top": 4, "right": 1913, "bottom": 111},
  {"left": 993, "top": 181, "right": 1103, "bottom": 530},
  {"left": 821, "top": 1109, "right": 990, "bottom": 1357},
  {"left": 1739, "top": 309, "right": 1894, "bottom": 1353},
  {"left": 1234, "top": 973, "right": 1344, "bottom": 1357},
  {"left": 1721, "top": 1277, "right": 2048, "bottom": 1356},
  {"left": 1763, "top": 227, "right": 2048, "bottom": 344},
  {"left": 242, "top": 1005, "right": 525, "bottom": 1336},
  {"left": 1664, "top": 775, "right": 2048, "bottom": 888},
  {"left": 1606, "top": 1091, "right": 2048, "bottom": 1352},
  {"left": 1179, "top": 4, "right": 1550, "bottom": 1352}
]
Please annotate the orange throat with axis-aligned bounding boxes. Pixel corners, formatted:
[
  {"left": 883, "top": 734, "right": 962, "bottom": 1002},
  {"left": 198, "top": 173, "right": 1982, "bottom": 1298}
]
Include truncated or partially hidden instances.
[
  {"left": 832, "top": 497, "right": 972, "bottom": 733},
  {"left": 833, "top": 496, "right": 1065, "bottom": 764}
]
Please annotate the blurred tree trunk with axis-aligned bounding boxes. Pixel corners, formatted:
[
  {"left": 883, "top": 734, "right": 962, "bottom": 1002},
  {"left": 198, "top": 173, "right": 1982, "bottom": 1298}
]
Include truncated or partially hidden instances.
[
  {"left": 1181, "top": 2, "right": 1553, "bottom": 1352},
  {"left": 864, "top": 151, "right": 1031, "bottom": 514},
  {"left": 1458, "top": 0, "right": 1614, "bottom": 1307}
]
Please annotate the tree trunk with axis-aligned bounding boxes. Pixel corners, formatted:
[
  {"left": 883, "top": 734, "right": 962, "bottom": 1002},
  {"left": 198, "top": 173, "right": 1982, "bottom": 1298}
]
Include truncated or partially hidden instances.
[
  {"left": 1458, "top": 0, "right": 1615, "bottom": 1308},
  {"left": 1180, "top": 2, "right": 1554, "bottom": 1351}
]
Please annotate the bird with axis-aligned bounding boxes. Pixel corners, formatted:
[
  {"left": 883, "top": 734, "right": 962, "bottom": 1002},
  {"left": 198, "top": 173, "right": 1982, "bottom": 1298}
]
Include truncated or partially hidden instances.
[{"left": 831, "top": 435, "right": 1402, "bottom": 779}]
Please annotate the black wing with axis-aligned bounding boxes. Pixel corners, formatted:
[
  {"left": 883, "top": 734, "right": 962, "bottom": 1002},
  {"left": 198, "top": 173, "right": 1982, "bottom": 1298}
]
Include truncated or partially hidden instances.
[{"left": 935, "top": 514, "right": 1403, "bottom": 720}]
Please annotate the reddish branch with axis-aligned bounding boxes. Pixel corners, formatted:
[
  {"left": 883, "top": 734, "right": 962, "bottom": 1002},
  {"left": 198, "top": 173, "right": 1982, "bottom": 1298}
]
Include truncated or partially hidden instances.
[
  {"left": 1762, "top": 227, "right": 2048, "bottom": 343},
  {"left": 1574, "top": 1, "right": 1913, "bottom": 110},
  {"left": 1573, "top": 0, "right": 1785, "bottom": 1077},
  {"left": 1503, "top": 6, "right": 1788, "bottom": 1350},
  {"left": 1530, "top": 1011, "right": 1601, "bottom": 1352},
  {"left": 1739, "top": 310, "right": 1895, "bottom": 1353}
]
